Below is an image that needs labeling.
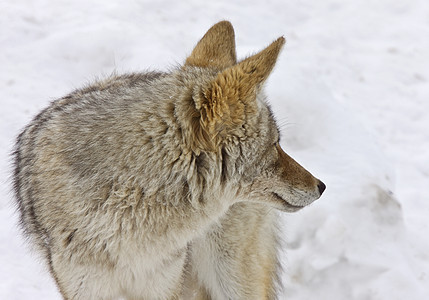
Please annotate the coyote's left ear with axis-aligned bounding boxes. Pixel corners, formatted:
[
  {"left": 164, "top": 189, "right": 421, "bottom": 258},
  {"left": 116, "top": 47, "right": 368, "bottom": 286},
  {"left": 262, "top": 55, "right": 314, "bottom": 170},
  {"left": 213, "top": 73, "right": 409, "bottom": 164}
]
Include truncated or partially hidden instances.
[{"left": 185, "top": 21, "right": 237, "bottom": 69}]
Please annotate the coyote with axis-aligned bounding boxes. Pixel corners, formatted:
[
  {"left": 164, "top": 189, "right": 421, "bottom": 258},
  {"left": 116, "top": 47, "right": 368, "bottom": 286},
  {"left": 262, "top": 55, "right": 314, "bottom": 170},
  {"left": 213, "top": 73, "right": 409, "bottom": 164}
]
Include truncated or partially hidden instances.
[{"left": 13, "top": 21, "right": 325, "bottom": 299}]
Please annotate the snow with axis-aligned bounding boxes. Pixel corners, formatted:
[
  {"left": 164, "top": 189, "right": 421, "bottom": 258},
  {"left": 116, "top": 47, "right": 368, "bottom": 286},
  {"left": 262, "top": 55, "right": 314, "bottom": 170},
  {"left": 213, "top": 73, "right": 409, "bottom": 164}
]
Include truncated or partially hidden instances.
[{"left": 1, "top": 0, "right": 428, "bottom": 299}]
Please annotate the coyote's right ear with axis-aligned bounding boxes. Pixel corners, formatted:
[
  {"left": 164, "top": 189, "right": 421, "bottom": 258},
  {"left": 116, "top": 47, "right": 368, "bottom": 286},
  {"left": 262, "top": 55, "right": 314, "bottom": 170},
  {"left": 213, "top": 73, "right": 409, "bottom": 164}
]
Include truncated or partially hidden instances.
[
  {"left": 185, "top": 21, "right": 237, "bottom": 69},
  {"left": 194, "top": 37, "right": 285, "bottom": 150}
]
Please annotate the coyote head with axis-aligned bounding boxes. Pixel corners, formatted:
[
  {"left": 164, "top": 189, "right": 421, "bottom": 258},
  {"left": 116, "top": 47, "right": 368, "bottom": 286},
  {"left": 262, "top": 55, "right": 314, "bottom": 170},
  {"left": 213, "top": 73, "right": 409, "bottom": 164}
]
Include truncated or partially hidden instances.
[{"left": 183, "top": 21, "right": 325, "bottom": 212}]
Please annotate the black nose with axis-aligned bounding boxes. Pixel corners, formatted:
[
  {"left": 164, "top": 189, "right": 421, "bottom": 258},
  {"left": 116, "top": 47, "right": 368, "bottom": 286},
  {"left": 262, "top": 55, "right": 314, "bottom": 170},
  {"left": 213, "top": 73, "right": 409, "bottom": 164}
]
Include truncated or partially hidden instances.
[{"left": 317, "top": 180, "right": 326, "bottom": 195}]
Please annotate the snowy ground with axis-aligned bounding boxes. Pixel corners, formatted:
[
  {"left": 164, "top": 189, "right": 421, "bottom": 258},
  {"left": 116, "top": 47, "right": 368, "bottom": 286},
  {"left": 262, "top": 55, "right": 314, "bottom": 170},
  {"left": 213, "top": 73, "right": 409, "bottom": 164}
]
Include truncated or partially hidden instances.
[{"left": 1, "top": 0, "right": 428, "bottom": 299}]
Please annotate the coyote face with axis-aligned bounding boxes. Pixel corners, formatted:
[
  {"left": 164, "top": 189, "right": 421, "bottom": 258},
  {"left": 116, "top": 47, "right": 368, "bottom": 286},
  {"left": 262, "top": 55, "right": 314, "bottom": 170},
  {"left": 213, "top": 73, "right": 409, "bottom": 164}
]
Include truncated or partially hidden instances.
[
  {"left": 185, "top": 22, "right": 325, "bottom": 212},
  {"left": 212, "top": 99, "right": 325, "bottom": 212}
]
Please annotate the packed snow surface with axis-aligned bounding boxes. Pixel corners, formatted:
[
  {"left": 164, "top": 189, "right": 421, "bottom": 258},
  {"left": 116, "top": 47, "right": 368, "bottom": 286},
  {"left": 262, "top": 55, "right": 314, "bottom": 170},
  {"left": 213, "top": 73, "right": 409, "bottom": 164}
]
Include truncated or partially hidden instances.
[{"left": 1, "top": 0, "right": 428, "bottom": 299}]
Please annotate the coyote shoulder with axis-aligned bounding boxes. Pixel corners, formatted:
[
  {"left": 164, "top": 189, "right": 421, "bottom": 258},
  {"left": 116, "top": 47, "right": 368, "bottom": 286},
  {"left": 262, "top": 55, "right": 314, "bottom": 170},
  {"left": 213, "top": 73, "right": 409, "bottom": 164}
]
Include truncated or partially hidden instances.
[{"left": 13, "top": 21, "right": 325, "bottom": 299}]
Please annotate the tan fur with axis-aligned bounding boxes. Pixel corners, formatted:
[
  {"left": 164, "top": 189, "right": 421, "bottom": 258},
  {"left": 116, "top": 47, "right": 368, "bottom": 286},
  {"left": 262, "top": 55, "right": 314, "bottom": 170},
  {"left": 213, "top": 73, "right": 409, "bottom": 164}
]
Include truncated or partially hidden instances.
[{"left": 12, "top": 21, "right": 325, "bottom": 299}]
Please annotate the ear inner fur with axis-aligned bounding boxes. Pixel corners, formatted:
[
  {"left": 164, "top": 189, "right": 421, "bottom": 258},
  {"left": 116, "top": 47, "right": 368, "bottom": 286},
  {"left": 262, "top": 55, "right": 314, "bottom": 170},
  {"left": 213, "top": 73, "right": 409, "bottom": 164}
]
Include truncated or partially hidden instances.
[{"left": 185, "top": 21, "right": 237, "bottom": 69}]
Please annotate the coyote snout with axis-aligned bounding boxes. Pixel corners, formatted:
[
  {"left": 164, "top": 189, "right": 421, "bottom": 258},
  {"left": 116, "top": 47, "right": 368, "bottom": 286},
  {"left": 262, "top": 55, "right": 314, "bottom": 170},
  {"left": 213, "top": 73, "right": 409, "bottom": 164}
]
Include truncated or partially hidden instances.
[
  {"left": 250, "top": 142, "right": 325, "bottom": 212},
  {"left": 273, "top": 143, "right": 325, "bottom": 211}
]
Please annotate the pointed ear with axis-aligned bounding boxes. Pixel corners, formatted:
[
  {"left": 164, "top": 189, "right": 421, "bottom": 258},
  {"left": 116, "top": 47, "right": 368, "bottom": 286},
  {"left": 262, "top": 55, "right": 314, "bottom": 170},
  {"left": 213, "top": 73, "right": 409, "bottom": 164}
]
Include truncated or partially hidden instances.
[
  {"left": 233, "top": 36, "right": 285, "bottom": 92},
  {"left": 196, "top": 37, "right": 285, "bottom": 139},
  {"left": 185, "top": 21, "right": 237, "bottom": 69}
]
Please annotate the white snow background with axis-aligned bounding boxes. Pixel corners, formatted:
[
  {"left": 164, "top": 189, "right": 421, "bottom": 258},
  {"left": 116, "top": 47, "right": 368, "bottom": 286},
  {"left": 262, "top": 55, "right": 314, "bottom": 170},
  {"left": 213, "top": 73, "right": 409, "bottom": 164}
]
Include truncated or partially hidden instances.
[{"left": 1, "top": 0, "right": 428, "bottom": 299}]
